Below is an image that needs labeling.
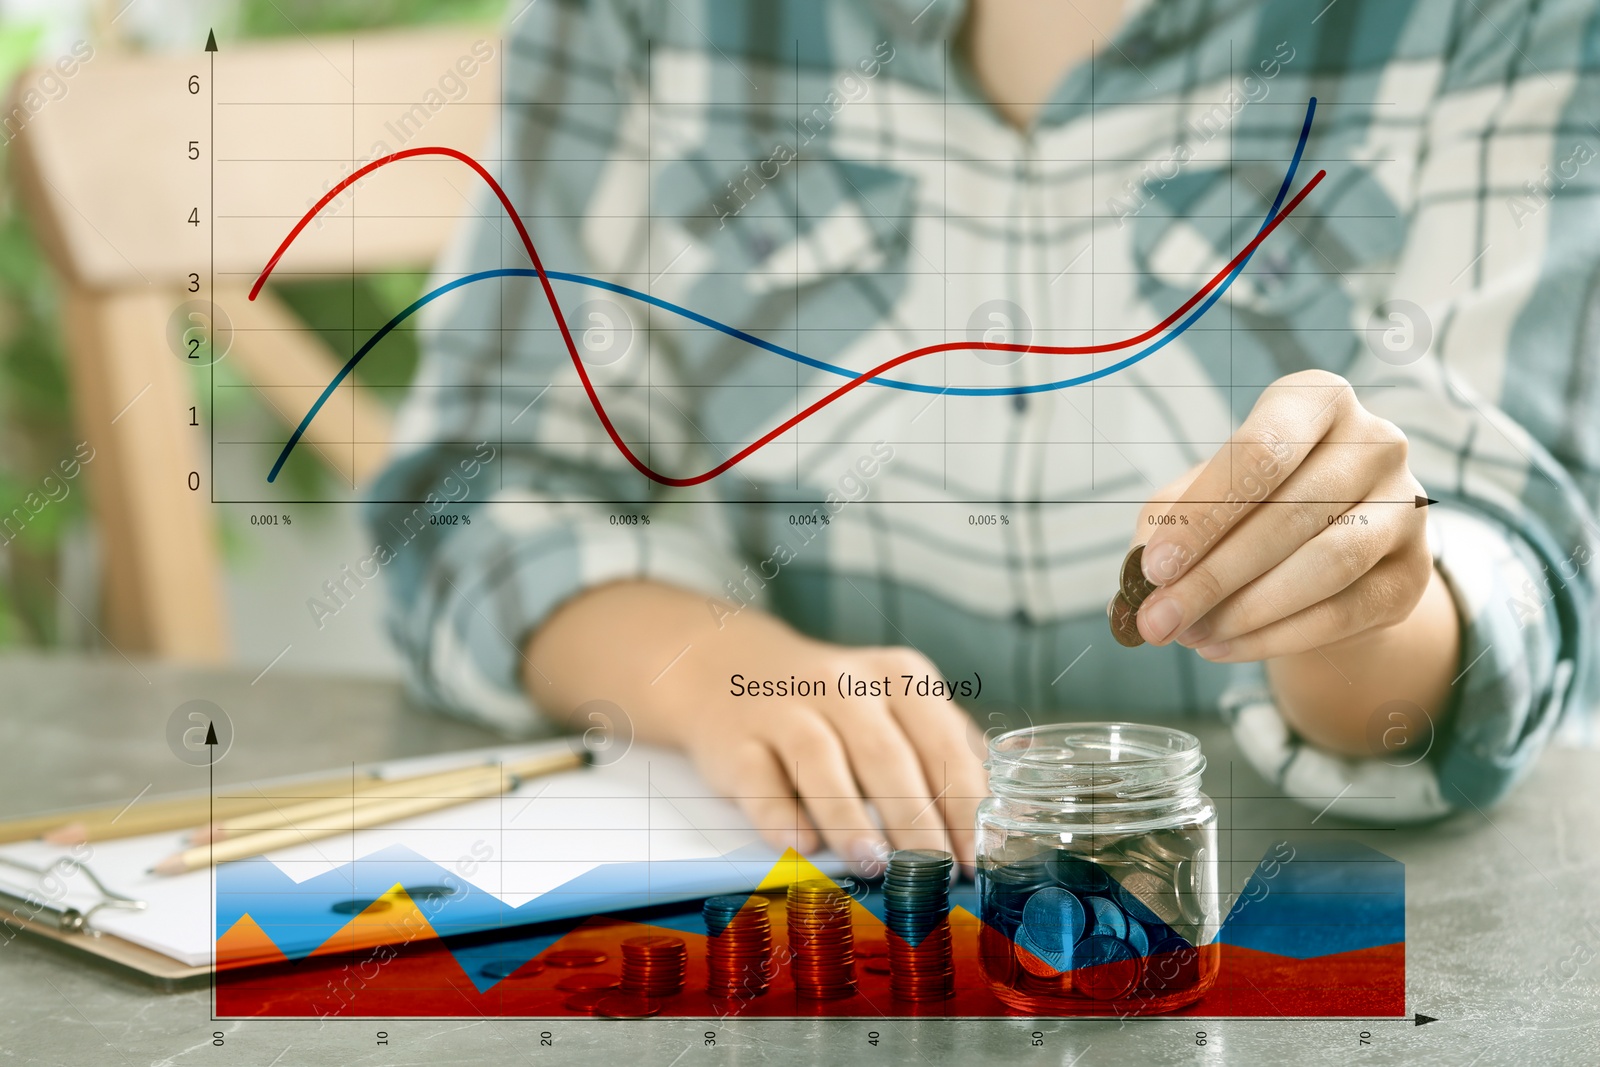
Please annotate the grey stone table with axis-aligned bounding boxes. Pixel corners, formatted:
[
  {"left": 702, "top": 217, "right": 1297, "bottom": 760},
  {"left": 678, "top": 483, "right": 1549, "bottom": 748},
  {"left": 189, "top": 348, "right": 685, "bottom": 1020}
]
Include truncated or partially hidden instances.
[{"left": 0, "top": 652, "right": 1596, "bottom": 1066}]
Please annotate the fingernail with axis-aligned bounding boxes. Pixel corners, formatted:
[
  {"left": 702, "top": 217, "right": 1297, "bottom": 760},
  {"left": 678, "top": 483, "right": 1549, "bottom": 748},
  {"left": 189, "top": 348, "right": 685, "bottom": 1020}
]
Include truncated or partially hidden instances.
[
  {"left": 1177, "top": 619, "right": 1211, "bottom": 647},
  {"left": 1197, "top": 642, "right": 1231, "bottom": 661},
  {"left": 1142, "top": 541, "right": 1183, "bottom": 585},
  {"left": 1140, "top": 597, "right": 1184, "bottom": 644},
  {"left": 849, "top": 837, "right": 890, "bottom": 879}
]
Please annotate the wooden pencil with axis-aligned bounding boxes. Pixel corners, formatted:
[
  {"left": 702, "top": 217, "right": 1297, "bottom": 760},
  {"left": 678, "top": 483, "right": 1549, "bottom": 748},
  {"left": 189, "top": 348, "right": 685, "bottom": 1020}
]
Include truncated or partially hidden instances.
[
  {"left": 148, "top": 747, "right": 587, "bottom": 876},
  {"left": 0, "top": 772, "right": 386, "bottom": 846},
  {"left": 193, "top": 749, "right": 585, "bottom": 842}
]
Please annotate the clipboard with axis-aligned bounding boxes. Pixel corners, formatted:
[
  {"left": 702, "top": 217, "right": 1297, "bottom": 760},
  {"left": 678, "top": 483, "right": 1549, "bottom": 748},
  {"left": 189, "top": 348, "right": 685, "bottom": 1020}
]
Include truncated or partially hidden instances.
[
  {"left": 0, "top": 855, "right": 208, "bottom": 989},
  {"left": 0, "top": 740, "right": 587, "bottom": 987}
]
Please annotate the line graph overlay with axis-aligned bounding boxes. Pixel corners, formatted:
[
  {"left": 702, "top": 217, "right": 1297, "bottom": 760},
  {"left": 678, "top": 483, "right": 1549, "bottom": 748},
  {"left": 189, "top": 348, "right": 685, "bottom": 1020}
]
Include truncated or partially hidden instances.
[{"left": 250, "top": 100, "right": 1326, "bottom": 487}]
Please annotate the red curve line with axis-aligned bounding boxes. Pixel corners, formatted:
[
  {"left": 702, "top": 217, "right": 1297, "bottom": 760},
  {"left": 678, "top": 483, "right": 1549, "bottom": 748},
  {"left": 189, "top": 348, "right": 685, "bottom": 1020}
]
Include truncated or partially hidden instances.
[{"left": 250, "top": 147, "right": 1325, "bottom": 488}]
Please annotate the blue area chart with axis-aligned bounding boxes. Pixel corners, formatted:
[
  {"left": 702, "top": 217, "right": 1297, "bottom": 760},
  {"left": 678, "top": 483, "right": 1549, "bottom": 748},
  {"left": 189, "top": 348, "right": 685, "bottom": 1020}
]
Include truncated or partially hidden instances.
[
  {"left": 1218, "top": 839, "right": 1404, "bottom": 959},
  {"left": 214, "top": 836, "right": 1405, "bottom": 1007}
]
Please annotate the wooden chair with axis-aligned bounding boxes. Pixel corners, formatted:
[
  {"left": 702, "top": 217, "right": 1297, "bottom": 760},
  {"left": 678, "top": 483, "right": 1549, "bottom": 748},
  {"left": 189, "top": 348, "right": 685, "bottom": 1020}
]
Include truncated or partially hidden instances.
[{"left": 11, "top": 26, "right": 500, "bottom": 661}]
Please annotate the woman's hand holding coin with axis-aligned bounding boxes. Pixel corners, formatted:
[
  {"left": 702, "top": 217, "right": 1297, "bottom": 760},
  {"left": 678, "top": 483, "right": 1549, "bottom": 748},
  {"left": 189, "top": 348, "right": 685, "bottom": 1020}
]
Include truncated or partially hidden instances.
[{"left": 1110, "top": 370, "right": 1460, "bottom": 758}]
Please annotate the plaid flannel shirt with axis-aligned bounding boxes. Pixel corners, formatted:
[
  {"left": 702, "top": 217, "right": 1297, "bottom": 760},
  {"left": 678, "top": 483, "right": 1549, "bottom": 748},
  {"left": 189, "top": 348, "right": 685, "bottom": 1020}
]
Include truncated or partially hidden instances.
[{"left": 369, "top": 0, "right": 1600, "bottom": 821}]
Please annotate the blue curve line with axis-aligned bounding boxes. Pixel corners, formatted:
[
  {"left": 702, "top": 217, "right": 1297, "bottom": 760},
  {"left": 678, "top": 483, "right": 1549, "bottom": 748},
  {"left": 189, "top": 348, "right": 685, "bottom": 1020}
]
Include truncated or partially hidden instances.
[{"left": 266, "top": 99, "right": 1316, "bottom": 483}]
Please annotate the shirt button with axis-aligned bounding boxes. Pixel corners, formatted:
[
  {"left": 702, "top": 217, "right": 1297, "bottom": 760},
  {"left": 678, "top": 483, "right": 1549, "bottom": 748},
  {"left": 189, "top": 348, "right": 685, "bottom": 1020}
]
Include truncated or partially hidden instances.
[
  {"left": 1013, "top": 607, "right": 1031, "bottom": 626},
  {"left": 1012, "top": 393, "right": 1028, "bottom": 413}
]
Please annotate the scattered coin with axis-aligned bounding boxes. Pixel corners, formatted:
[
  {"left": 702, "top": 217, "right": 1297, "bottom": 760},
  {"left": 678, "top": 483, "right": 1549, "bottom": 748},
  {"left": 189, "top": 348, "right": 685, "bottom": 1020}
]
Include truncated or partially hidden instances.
[
  {"left": 556, "top": 972, "right": 620, "bottom": 992},
  {"left": 329, "top": 898, "right": 388, "bottom": 915},
  {"left": 545, "top": 948, "right": 609, "bottom": 968},
  {"left": 593, "top": 992, "right": 663, "bottom": 1019},
  {"left": 404, "top": 885, "right": 455, "bottom": 901},
  {"left": 564, "top": 990, "right": 611, "bottom": 1012},
  {"left": 478, "top": 958, "right": 546, "bottom": 981}
]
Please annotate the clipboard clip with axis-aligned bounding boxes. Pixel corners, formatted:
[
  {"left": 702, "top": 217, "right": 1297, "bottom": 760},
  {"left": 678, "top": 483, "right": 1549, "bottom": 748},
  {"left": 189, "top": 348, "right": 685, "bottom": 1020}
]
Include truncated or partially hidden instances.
[{"left": 0, "top": 854, "right": 148, "bottom": 937}]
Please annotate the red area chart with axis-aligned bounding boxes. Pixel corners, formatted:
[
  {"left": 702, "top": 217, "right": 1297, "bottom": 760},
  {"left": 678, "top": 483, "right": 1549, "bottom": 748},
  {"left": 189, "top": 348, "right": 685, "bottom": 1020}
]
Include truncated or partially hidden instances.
[{"left": 215, "top": 842, "right": 1405, "bottom": 1020}]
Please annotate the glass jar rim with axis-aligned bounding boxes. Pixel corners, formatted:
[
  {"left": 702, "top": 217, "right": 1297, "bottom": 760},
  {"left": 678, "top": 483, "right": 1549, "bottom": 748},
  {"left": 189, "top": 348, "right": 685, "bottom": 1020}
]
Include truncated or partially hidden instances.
[
  {"left": 987, "top": 721, "right": 1200, "bottom": 765},
  {"left": 984, "top": 721, "right": 1205, "bottom": 801}
]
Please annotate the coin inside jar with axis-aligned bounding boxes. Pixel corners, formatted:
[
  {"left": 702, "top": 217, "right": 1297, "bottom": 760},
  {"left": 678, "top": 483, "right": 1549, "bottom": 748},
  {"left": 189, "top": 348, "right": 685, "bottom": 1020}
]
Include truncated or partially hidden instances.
[
  {"left": 1140, "top": 831, "right": 1191, "bottom": 865},
  {"left": 1174, "top": 857, "right": 1208, "bottom": 925},
  {"left": 1115, "top": 868, "right": 1183, "bottom": 928}
]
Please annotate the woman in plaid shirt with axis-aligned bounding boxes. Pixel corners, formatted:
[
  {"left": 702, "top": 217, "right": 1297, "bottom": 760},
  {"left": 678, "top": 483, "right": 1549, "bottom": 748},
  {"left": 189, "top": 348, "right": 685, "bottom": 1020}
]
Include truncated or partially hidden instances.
[{"left": 370, "top": 0, "right": 1598, "bottom": 869}]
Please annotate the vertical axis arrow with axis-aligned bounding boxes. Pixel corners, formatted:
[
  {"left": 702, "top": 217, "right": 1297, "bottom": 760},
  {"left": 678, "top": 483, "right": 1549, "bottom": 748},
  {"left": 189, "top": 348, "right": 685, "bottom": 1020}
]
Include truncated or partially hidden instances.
[
  {"left": 205, "top": 716, "right": 217, "bottom": 1015},
  {"left": 206, "top": 29, "right": 216, "bottom": 501}
]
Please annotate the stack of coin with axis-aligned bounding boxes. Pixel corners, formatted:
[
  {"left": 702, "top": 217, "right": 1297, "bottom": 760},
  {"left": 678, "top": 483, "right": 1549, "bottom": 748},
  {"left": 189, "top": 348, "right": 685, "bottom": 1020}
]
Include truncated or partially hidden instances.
[
  {"left": 785, "top": 880, "right": 856, "bottom": 999},
  {"left": 703, "top": 894, "right": 773, "bottom": 999},
  {"left": 1107, "top": 543, "right": 1159, "bottom": 647},
  {"left": 882, "top": 849, "right": 955, "bottom": 1001},
  {"left": 619, "top": 935, "right": 687, "bottom": 998}
]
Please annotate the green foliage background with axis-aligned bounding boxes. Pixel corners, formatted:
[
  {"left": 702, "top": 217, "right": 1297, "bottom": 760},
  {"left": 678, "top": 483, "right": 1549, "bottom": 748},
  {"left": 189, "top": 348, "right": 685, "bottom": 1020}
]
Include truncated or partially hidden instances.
[{"left": 0, "top": 0, "right": 501, "bottom": 646}]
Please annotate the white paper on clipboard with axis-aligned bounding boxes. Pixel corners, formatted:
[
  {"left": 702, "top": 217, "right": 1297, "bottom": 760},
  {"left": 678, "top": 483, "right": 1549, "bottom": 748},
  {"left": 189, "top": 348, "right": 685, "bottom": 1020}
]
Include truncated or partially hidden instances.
[{"left": 0, "top": 742, "right": 843, "bottom": 967}]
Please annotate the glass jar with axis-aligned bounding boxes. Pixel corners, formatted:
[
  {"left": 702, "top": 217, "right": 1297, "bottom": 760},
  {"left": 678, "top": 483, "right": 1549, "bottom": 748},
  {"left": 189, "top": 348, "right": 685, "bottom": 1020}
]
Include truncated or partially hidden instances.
[{"left": 975, "top": 722, "right": 1221, "bottom": 1015}]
